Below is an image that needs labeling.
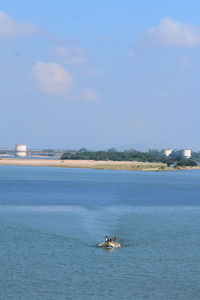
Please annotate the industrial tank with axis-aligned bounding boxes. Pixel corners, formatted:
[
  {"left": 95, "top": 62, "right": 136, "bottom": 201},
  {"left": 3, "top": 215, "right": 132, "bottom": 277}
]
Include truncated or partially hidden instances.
[
  {"left": 164, "top": 149, "right": 173, "bottom": 157},
  {"left": 183, "top": 149, "right": 191, "bottom": 159},
  {"left": 15, "top": 144, "right": 27, "bottom": 157}
]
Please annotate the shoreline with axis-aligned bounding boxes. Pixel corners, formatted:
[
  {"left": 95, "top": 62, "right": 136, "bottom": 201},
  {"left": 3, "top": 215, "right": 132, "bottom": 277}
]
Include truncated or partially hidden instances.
[{"left": 0, "top": 158, "right": 199, "bottom": 171}]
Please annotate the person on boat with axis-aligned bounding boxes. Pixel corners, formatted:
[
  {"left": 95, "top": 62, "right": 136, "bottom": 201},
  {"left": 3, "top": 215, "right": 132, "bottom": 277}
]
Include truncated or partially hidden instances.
[
  {"left": 110, "top": 237, "right": 116, "bottom": 243},
  {"left": 105, "top": 236, "right": 109, "bottom": 243}
]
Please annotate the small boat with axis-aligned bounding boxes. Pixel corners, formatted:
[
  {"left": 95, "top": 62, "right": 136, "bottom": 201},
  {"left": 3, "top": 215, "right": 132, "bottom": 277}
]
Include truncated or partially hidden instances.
[{"left": 98, "top": 239, "right": 121, "bottom": 249}]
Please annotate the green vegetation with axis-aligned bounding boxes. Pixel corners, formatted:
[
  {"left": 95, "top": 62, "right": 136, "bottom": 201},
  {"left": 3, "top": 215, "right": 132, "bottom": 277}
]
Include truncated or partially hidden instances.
[
  {"left": 190, "top": 151, "right": 200, "bottom": 162},
  {"left": 0, "top": 150, "right": 7, "bottom": 154},
  {"left": 61, "top": 149, "right": 197, "bottom": 167}
]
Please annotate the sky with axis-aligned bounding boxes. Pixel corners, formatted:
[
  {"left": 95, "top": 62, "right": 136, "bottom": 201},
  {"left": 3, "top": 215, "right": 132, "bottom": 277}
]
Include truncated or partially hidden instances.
[{"left": 1, "top": 0, "right": 200, "bottom": 150}]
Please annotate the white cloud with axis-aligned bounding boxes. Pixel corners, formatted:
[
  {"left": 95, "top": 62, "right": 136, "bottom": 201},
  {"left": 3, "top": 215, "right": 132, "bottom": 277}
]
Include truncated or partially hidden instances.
[
  {"left": 33, "top": 61, "right": 74, "bottom": 95},
  {"left": 145, "top": 17, "right": 200, "bottom": 47},
  {"left": 0, "top": 11, "right": 37, "bottom": 39},
  {"left": 50, "top": 45, "right": 87, "bottom": 66},
  {"left": 80, "top": 88, "right": 98, "bottom": 102}
]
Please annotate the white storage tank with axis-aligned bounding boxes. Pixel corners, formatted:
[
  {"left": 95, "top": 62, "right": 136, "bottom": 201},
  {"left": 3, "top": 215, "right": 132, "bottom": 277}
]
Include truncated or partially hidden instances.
[
  {"left": 183, "top": 149, "right": 191, "bottom": 159},
  {"left": 15, "top": 144, "right": 27, "bottom": 157},
  {"left": 164, "top": 149, "right": 173, "bottom": 157}
]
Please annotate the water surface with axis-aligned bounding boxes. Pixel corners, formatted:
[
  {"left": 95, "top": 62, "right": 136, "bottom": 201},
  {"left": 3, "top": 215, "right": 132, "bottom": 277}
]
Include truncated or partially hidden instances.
[{"left": 0, "top": 166, "right": 200, "bottom": 299}]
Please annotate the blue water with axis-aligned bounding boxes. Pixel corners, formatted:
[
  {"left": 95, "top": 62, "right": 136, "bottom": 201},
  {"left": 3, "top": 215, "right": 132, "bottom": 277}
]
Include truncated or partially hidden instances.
[{"left": 0, "top": 166, "right": 200, "bottom": 299}]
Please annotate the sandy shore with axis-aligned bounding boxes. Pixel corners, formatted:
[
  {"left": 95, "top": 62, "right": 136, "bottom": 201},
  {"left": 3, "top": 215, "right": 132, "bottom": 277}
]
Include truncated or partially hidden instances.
[
  {"left": 0, "top": 158, "right": 167, "bottom": 171},
  {"left": 0, "top": 158, "right": 199, "bottom": 171}
]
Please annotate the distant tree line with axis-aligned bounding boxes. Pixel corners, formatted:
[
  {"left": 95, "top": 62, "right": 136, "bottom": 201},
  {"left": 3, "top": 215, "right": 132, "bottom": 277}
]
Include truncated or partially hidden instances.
[
  {"left": 190, "top": 151, "right": 200, "bottom": 161},
  {"left": 0, "top": 150, "right": 7, "bottom": 154},
  {"left": 61, "top": 148, "right": 197, "bottom": 167}
]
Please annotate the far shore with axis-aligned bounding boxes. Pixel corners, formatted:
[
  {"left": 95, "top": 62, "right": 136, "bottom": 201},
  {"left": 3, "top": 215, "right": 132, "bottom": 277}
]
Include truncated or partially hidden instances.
[{"left": 0, "top": 157, "right": 199, "bottom": 171}]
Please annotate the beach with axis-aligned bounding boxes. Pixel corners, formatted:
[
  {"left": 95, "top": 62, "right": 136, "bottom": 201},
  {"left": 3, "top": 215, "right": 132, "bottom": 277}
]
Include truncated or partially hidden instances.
[{"left": 0, "top": 157, "right": 198, "bottom": 171}]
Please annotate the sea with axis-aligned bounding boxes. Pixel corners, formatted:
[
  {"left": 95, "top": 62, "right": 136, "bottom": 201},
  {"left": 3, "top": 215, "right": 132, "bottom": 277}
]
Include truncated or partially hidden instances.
[{"left": 0, "top": 165, "right": 200, "bottom": 300}]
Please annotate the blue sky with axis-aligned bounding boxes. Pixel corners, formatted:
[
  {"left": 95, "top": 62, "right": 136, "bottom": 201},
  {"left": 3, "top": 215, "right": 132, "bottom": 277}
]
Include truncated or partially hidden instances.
[{"left": 1, "top": 0, "right": 200, "bottom": 150}]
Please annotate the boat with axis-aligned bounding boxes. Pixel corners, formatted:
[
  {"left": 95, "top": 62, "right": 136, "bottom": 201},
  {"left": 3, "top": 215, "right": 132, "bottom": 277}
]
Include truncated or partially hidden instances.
[{"left": 98, "top": 239, "right": 121, "bottom": 249}]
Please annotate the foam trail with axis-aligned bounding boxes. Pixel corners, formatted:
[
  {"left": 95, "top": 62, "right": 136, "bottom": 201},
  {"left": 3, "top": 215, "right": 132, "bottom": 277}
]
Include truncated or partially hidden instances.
[
  {"left": 0, "top": 205, "right": 87, "bottom": 213},
  {"left": 78, "top": 206, "right": 134, "bottom": 244}
]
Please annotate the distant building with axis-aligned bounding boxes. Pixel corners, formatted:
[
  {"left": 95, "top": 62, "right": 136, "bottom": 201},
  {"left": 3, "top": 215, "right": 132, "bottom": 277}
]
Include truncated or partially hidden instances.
[
  {"left": 182, "top": 149, "right": 192, "bottom": 159},
  {"left": 15, "top": 144, "right": 27, "bottom": 157},
  {"left": 164, "top": 149, "right": 173, "bottom": 157}
]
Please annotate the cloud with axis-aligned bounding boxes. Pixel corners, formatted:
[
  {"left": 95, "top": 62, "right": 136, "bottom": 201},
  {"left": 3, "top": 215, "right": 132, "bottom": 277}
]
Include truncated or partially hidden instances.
[
  {"left": 33, "top": 61, "right": 74, "bottom": 95},
  {"left": 145, "top": 17, "right": 200, "bottom": 47},
  {"left": 80, "top": 88, "right": 98, "bottom": 102},
  {"left": 33, "top": 62, "right": 99, "bottom": 101},
  {"left": 50, "top": 45, "right": 87, "bottom": 66},
  {"left": 0, "top": 11, "right": 37, "bottom": 39}
]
